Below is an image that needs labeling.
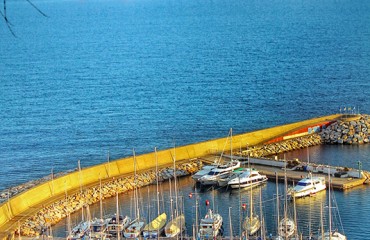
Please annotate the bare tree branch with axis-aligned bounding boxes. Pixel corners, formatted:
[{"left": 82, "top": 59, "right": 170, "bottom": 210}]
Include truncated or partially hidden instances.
[
  {"left": 2, "top": 0, "right": 48, "bottom": 37},
  {"left": 25, "top": 0, "right": 49, "bottom": 18},
  {"left": 1, "top": 13, "right": 17, "bottom": 37},
  {"left": 1, "top": 0, "right": 16, "bottom": 37}
]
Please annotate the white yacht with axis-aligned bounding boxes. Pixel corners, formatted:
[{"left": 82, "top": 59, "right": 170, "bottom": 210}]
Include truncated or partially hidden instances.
[
  {"left": 217, "top": 167, "right": 245, "bottom": 187},
  {"left": 199, "top": 160, "right": 241, "bottom": 186},
  {"left": 192, "top": 164, "right": 218, "bottom": 182},
  {"left": 288, "top": 173, "right": 326, "bottom": 199},
  {"left": 198, "top": 209, "right": 223, "bottom": 239},
  {"left": 227, "top": 169, "right": 267, "bottom": 189}
]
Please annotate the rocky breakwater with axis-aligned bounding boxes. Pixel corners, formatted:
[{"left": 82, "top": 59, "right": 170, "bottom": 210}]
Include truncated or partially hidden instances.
[
  {"left": 320, "top": 115, "right": 370, "bottom": 144},
  {"left": 239, "top": 134, "right": 322, "bottom": 158},
  {"left": 16, "top": 161, "right": 201, "bottom": 237}
]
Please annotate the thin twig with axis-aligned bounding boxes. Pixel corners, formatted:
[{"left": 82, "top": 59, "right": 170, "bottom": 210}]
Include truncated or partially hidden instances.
[{"left": 25, "top": 0, "right": 49, "bottom": 18}]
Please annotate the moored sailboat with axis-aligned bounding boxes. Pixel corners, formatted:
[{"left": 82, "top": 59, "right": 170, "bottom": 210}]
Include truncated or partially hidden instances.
[
  {"left": 318, "top": 168, "right": 347, "bottom": 240},
  {"left": 242, "top": 186, "right": 260, "bottom": 236},
  {"left": 124, "top": 149, "right": 145, "bottom": 238},
  {"left": 143, "top": 148, "right": 167, "bottom": 238}
]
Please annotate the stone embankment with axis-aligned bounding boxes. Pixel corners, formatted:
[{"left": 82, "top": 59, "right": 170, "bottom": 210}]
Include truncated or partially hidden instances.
[
  {"left": 239, "top": 134, "right": 322, "bottom": 158},
  {"left": 320, "top": 115, "right": 370, "bottom": 144},
  {"left": 18, "top": 161, "right": 200, "bottom": 237}
]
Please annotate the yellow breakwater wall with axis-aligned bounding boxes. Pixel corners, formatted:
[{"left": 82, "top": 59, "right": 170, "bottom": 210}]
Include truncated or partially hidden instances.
[{"left": 0, "top": 114, "right": 342, "bottom": 236}]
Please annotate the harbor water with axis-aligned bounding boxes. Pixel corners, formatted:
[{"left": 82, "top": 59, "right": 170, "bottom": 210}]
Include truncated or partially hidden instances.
[{"left": 0, "top": 0, "right": 369, "bottom": 238}]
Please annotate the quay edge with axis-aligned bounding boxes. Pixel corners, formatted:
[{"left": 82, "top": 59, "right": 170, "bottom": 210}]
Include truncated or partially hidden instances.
[{"left": 0, "top": 114, "right": 347, "bottom": 239}]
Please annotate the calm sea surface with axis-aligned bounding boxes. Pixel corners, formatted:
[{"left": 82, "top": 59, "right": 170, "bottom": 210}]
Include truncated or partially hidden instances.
[{"left": 0, "top": 0, "right": 369, "bottom": 238}]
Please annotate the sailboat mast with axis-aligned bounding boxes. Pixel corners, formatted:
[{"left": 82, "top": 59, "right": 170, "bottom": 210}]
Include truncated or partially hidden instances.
[
  {"left": 169, "top": 178, "right": 174, "bottom": 220},
  {"left": 99, "top": 178, "right": 103, "bottom": 220},
  {"left": 230, "top": 128, "right": 233, "bottom": 160},
  {"left": 320, "top": 202, "right": 324, "bottom": 239},
  {"left": 284, "top": 155, "right": 288, "bottom": 237},
  {"left": 259, "top": 188, "right": 265, "bottom": 239},
  {"left": 155, "top": 147, "right": 160, "bottom": 216},
  {"left": 275, "top": 171, "right": 280, "bottom": 234},
  {"left": 328, "top": 168, "right": 332, "bottom": 238},
  {"left": 116, "top": 192, "right": 120, "bottom": 240},
  {"left": 229, "top": 207, "right": 233, "bottom": 240},
  {"left": 173, "top": 144, "right": 179, "bottom": 215},
  {"left": 250, "top": 185, "right": 253, "bottom": 220},
  {"left": 133, "top": 149, "right": 140, "bottom": 221}
]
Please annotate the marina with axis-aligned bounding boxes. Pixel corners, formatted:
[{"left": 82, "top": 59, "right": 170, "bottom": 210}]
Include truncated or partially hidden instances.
[{"left": 0, "top": 114, "right": 369, "bottom": 240}]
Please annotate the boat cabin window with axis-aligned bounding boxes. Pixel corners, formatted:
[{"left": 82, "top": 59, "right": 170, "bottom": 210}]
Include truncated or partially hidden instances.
[
  {"left": 297, "top": 182, "right": 310, "bottom": 186},
  {"left": 208, "top": 171, "right": 219, "bottom": 176},
  {"left": 93, "top": 226, "right": 102, "bottom": 232}
]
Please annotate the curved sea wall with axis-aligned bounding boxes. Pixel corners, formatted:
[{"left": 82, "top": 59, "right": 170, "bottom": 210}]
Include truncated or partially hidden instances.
[
  {"left": 19, "top": 162, "right": 200, "bottom": 237},
  {"left": 0, "top": 114, "right": 343, "bottom": 239}
]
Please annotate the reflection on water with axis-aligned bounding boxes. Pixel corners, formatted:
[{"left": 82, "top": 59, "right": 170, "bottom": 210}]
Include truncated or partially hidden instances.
[{"left": 54, "top": 145, "right": 370, "bottom": 238}]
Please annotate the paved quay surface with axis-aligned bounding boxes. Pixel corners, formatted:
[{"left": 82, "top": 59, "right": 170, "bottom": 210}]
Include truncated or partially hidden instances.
[{"left": 199, "top": 155, "right": 368, "bottom": 190}]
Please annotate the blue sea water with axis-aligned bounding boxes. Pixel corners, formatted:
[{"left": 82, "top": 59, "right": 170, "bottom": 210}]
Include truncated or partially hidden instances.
[{"left": 0, "top": 0, "right": 370, "bottom": 238}]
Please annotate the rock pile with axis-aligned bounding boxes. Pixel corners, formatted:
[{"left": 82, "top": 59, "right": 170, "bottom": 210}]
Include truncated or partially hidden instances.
[
  {"left": 239, "top": 134, "right": 322, "bottom": 158},
  {"left": 320, "top": 115, "right": 370, "bottom": 144},
  {"left": 18, "top": 161, "right": 200, "bottom": 237}
]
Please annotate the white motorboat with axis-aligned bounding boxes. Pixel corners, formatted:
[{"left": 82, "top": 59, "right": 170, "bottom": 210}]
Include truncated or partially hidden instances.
[
  {"left": 199, "top": 160, "right": 241, "bottom": 186},
  {"left": 192, "top": 164, "right": 218, "bottom": 182},
  {"left": 227, "top": 169, "right": 267, "bottom": 189},
  {"left": 288, "top": 173, "right": 326, "bottom": 199},
  {"left": 198, "top": 209, "right": 223, "bottom": 239},
  {"left": 217, "top": 167, "right": 245, "bottom": 187}
]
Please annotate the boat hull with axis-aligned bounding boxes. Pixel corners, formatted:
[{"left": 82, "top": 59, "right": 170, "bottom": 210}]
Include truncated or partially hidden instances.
[
  {"left": 164, "top": 214, "right": 186, "bottom": 238},
  {"left": 229, "top": 177, "right": 268, "bottom": 189}
]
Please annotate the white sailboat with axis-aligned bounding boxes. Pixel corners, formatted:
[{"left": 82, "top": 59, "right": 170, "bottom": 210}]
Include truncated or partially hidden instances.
[
  {"left": 143, "top": 148, "right": 167, "bottom": 238},
  {"left": 318, "top": 168, "right": 347, "bottom": 240},
  {"left": 277, "top": 157, "right": 296, "bottom": 239},
  {"left": 106, "top": 193, "right": 131, "bottom": 237},
  {"left": 242, "top": 186, "right": 260, "bottom": 236},
  {"left": 89, "top": 180, "right": 111, "bottom": 240},
  {"left": 124, "top": 149, "right": 145, "bottom": 238},
  {"left": 164, "top": 145, "right": 185, "bottom": 238}
]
